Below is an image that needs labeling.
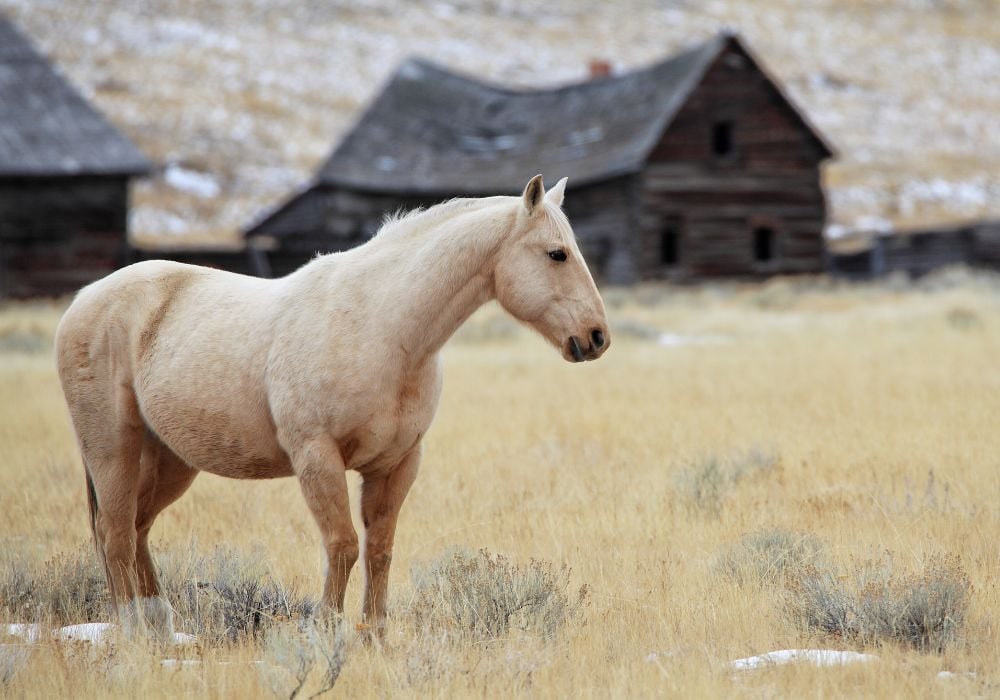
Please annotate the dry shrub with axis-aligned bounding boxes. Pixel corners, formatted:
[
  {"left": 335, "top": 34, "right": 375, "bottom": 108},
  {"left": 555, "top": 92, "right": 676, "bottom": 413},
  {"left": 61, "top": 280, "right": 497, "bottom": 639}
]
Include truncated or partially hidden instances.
[
  {"left": 785, "top": 552, "right": 971, "bottom": 652},
  {"left": 262, "top": 617, "right": 349, "bottom": 699},
  {"left": 0, "top": 645, "right": 33, "bottom": 686},
  {"left": 0, "top": 546, "right": 315, "bottom": 643},
  {"left": 715, "top": 530, "right": 826, "bottom": 585},
  {"left": 674, "top": 448, "right": 779, "bottom": 515},
  {"left": 408, "top": 548, "right": 587, "bottom": 642},
  {"left": 945, "top": 306, "right": 982, "bottom": 330},
  {"left": 0, "top": 549, "right": 107, "bottom": 624},
  {"left": 158, "top": 547, "right": 316, "bottom": 643},
  {"left": 398, "top": 628, "right": 462, "bottom": 688},
  {"left": 0, "top": 327, "right": 50, "bottom": 353}
]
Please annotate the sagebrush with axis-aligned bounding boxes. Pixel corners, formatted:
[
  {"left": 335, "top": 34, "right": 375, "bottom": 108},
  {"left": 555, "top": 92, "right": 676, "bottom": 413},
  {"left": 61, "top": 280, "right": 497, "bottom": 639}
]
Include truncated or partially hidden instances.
[{"left": 408, "top": 548, "right": 588, "bottom": 641}]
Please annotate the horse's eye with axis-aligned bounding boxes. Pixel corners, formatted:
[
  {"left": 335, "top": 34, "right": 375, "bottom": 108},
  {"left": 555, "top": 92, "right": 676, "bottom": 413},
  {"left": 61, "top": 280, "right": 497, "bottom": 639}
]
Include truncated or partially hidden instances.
[{"left": 548, "top": 249, "right": 567, "bottom": 262}]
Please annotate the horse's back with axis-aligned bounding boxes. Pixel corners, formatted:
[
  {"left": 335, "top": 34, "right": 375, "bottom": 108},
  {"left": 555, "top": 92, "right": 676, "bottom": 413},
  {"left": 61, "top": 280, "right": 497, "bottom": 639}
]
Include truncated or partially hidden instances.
[{"left": 57, "top": 260, "right": 219, "bottom": 382}]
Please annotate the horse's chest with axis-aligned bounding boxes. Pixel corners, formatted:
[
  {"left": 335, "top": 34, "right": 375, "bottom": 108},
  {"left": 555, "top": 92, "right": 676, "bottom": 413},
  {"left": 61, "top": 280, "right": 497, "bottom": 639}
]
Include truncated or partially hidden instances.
[{"left": 347, "top": 371, "right": 440, "bottom": 472}]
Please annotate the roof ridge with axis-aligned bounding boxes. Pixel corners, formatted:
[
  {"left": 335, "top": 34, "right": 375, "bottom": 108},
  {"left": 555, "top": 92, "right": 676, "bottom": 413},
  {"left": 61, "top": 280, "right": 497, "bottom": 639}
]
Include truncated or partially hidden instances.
[{"left": 303, "top": 31, "right": 828, "bottom": 198}]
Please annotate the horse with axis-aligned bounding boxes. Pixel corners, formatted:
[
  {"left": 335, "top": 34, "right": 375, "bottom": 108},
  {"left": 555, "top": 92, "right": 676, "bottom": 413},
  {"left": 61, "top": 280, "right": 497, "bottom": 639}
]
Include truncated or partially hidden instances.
[{"left": 55, "top": 174, "right": 610, "bottom": 641}]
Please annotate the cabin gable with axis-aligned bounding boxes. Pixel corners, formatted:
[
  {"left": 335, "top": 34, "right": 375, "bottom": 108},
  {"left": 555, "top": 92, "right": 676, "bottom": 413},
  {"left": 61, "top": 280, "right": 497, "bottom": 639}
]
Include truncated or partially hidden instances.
[{"left": 637, "top": 38, "right": 830, "bottom": 279}]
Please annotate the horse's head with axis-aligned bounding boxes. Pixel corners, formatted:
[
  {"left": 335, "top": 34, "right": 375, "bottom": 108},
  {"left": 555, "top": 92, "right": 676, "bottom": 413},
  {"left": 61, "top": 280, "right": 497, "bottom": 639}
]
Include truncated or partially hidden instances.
[{"left": 494, "top": 174, "right": 610, "bottom": 363}]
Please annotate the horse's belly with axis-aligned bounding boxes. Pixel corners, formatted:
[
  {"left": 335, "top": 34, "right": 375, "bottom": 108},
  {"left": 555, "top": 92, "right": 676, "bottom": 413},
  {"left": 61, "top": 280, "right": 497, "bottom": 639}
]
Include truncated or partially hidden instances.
[{"left": 140, "top": 394, "right": 292, "bottom": 479}]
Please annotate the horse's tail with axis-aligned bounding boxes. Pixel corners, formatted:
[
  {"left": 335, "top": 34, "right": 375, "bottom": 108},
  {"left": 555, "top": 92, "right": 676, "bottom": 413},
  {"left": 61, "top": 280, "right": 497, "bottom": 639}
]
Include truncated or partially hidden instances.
[{"left": 84, "top": 465, "right": 112, "bottom": 592}]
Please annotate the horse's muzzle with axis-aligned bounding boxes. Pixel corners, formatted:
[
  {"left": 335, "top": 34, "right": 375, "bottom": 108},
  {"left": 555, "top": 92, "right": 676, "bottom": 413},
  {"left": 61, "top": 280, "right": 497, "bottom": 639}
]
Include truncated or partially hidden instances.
[{"left": 567, "top": 328, "right": 608, "bottom": 362}]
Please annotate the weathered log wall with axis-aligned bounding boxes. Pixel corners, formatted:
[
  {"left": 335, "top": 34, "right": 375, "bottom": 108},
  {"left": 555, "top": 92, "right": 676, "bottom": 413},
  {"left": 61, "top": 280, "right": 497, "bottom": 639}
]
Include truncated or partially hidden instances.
[{"left": 0, "top": 176, "right": 130, "bottom": 298}]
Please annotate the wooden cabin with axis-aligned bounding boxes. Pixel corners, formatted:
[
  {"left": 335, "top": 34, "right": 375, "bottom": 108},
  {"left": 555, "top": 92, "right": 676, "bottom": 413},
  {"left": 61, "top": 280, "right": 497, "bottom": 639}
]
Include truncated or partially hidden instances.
[
  {"left": 0, "top": 16, "right": 150, "bottom": 298},
  {"left": 246, "top": 32, "right": 834, "bottom": 283}
]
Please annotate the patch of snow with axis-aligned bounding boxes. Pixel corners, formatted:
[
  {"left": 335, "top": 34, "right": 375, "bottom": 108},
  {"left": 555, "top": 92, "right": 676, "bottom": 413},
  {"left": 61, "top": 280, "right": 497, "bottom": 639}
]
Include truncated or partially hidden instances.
[
  {"left": 49, "top": 623, "right": 194, "bottom": 646},
  {"left": 161, "top": 658, "right": 202, "bottom": 669},
  {"left": 897, "top": 177, "right": 992, "bottom": 218},
  {"left": 4, "top": 623, "right": 42, "bottom": 643},
  {"left": 937, "top": 671, "right": 977, "bottom": 680},
  {"left": 824, "top": 223, "right": 848, "bottom": 239},
  {"left": 53, "top": 623, "right": 116, "bottom": 644},
  {"left": 657, "top": 333, "right": 729, "bottom": 348},
  {"left": 730, "top": 649, "right": 879, "bottom": 671},
  {"left": 165, "top": 165, "right": 221, "bottom": 198},
  {"left": 850, "top": 215, "right": 893, "bottom": 234},
  {"left": 172, "top": 632, "right": 197, "bottom": 646}
]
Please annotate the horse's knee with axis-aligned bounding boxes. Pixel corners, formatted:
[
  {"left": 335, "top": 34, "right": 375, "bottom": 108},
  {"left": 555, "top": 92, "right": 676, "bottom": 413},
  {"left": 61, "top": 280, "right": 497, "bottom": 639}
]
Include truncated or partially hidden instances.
[
  {"left": 367, "top": 551, "right": 392, "bottom": 575},
  {"left": 326, "top": 537, "right": 360, "bottom": 574}
]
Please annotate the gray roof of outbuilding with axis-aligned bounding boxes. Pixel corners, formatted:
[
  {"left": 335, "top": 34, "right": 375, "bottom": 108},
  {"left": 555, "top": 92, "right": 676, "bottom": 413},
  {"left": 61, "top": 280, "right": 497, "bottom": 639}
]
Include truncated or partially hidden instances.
[
  {"left": 0, "top": 15, "right": 150, "bottom": 177},
  {"left": 314, "top": 32, "right": 830, "bottom": 195}
]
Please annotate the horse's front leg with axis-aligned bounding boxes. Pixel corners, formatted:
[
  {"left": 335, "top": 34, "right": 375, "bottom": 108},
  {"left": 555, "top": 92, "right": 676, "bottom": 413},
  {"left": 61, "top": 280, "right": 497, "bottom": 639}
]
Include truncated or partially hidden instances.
[
  {"left": 360, "top": 446, "right": 420, "bottom": 640},
  {"left": 293, "top": 437, "right": 359, "bottom": 613}
]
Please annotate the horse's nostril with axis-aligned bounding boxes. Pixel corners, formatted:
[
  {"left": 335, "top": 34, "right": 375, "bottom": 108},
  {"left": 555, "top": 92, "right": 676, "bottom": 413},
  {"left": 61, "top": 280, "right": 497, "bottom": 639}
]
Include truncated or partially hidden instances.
[{"left": 591, "top": 329, "right": 605, "bottom": 349}]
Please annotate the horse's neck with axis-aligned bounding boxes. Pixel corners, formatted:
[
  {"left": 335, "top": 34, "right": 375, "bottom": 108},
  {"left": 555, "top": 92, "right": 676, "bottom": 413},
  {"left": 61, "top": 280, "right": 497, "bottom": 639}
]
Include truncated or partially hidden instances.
[{"left": 320, "top": 199, "right": 514, "bottom": 368}]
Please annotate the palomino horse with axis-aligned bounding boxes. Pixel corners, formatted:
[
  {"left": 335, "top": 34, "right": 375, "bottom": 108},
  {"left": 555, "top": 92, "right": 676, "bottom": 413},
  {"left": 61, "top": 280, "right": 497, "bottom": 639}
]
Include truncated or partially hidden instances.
[{"left": 55, "top": 174, "right": 609, "bottom": 640}]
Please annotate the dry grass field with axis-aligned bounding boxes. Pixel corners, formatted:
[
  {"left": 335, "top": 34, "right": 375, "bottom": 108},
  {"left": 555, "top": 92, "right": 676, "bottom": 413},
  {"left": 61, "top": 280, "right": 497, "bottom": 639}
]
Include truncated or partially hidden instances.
[{"left": 1, "top": 271, "right": 999, "bottom": 697}]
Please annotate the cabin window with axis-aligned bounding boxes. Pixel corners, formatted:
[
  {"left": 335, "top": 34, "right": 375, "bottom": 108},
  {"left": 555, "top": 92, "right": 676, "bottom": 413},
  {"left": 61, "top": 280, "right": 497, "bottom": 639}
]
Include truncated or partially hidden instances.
[
  {"left": 660, "top": 221, "right": 682, "bottom": 266},
  {"left": 753, "top": 226, "right": 775, "bottom": 263},
  {"left": 712, "top": 121, "right": 734, "bottom": 158}
]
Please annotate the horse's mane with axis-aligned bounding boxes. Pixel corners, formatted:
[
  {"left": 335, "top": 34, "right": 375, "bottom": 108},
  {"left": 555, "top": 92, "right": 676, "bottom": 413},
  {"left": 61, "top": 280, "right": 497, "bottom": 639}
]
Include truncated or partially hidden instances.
[
  {"left": 374, "top": 197, "right": 507, "bottom": 240},
  {"left": 372, "top": 194, "right": 575, "bottom": 252}
]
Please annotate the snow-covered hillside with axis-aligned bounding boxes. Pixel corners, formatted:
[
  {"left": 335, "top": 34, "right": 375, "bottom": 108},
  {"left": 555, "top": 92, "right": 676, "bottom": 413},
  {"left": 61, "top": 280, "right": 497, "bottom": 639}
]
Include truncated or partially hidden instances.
[{"left": 2, "top": 0, "right": 998, "bottom": 245}]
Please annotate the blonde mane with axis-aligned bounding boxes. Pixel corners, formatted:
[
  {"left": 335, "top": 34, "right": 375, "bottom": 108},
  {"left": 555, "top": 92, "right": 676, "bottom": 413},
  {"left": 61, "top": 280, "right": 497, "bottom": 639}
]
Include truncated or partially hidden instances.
[{"left": 375, "top": 196, "right": 510, "bottom": 240}]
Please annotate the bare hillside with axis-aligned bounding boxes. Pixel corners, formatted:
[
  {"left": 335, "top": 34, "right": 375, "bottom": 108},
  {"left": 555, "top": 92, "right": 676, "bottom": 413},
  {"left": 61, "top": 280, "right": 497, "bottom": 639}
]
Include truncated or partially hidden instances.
[{"left": 2, "top": 0, "right": 998, "bottom": 246}]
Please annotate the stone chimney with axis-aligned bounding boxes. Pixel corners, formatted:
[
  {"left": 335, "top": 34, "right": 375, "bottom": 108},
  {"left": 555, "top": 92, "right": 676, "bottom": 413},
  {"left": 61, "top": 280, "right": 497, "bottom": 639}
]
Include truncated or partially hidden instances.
[{"left": 588, "top": 59, "right": 612, "bottom": 79}]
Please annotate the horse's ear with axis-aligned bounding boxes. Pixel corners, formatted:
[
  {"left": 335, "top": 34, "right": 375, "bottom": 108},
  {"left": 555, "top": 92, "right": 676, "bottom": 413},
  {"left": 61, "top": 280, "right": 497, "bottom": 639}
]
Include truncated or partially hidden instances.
[
  {"left": 522, "top": 174, "right": 544, "bottom": 215},
  {"left": 545, "top": 177, "right": 568, "bottom": 207}
]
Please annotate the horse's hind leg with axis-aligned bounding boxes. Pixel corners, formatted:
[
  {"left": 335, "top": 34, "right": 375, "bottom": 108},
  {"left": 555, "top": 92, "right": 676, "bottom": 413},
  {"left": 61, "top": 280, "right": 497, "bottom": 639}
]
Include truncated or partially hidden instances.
[
  {"left": 73, "top": 384, "right": 145, "bottom": 636},
  {"left": 133, "top": 433, "right": 199, "bottom": 639}
]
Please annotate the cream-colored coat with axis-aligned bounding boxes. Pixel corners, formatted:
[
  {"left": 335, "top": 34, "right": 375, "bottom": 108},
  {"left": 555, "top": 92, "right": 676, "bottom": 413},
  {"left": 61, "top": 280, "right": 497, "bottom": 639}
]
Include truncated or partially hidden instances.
[{"left": 55, "top": 175, "right": 609, "bottom": 639}]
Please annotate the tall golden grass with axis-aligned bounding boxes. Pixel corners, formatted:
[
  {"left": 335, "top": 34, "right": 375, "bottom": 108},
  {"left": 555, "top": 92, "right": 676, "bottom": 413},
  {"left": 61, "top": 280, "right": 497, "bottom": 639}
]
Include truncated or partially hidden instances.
[{"left": 1, "top": 272, "right": 998, "bottom": 697}]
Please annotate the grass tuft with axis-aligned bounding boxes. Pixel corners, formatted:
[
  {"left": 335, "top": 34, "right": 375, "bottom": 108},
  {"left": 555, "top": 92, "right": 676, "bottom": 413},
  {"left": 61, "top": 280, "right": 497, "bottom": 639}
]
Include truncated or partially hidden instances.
[
  {"left": 715, "top": 530, "right": 826, "bottom": 585},
  {"left": 674, "top": 448, "right": 779, "bottom": 515}
]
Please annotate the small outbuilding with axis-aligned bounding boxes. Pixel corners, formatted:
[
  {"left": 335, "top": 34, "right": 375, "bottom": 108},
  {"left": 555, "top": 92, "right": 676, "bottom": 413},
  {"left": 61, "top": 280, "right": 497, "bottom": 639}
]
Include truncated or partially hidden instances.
[
  {"left": 0, "top": 15, "right": 150, "bottom": 298},
  {"left": 827, "top": 220, "right": 1000, "bottom": 278},
  {"left": 247, "top": 32, "right": 834, "bottom": 283}
]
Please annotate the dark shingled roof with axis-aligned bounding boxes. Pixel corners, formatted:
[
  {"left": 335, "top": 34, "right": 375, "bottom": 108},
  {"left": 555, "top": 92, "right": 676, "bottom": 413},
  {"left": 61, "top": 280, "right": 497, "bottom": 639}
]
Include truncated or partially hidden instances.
[
  {"left": 314, "top": 32, "right": 831, "bottom": 195},
  {"left": 0, "top": 15, "right": 150, "bottom": 177}
]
